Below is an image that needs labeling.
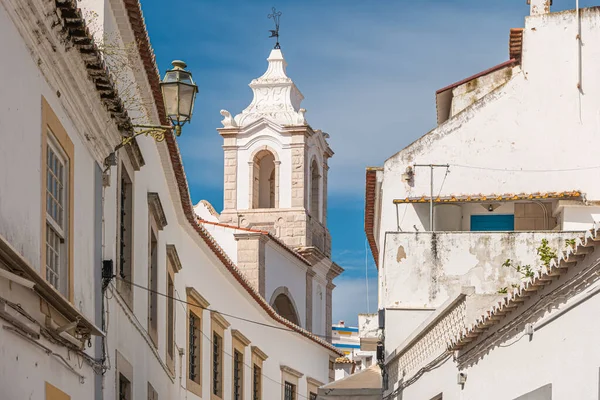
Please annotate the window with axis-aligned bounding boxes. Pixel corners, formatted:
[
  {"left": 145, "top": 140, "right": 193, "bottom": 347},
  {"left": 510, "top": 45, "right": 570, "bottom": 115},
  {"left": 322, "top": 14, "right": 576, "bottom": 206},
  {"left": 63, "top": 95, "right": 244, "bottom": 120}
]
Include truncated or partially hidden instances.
[
  {"left": 45, "top": 382, "right": 70, "bottom": 400},
  {"left": 233, "top": 350, "right": 243, "bottom": 400},
  {"left": 147, "top": 382, "right": 158, "bottom": 400},
  {"left": 186, "top": 287, "right": 209, "bottom": 397},
  {"left": 281, "top": 366, "right": 302, "bottom": 400},
  {"left": 148, "top": 225, "right": 158, "bottom": 346},
  {"left": 116, "top": 351, "right": 133, "bottom": 400},
  {"left": 189, "top": 312, "right": 201, "bottom": 381},
  {"left": 166, "top": 245, "right": 181, "bottom": 375},
  {"left": 232, "top": 329, "right": 250, "bottom": 400},
  {"left": 470, "top": 214, "right": 514, "bottom": 231},
  {"left": 166, "top": 271, "right": 175, "bottom": 372},
  {"left": 117, "top": 165, "right": 134, "bottom": 307},
  {"left": 211, "top": 312, "right": 230, "bottom": 399},
  {"left": 306, "top": 377, "right": 323, "bottom": 400},
  {"left": 119, "top": 374, "right": 131, "bottom": 400},
  {"left": 284, "top": 382, "right": 296, "bottom": 400},
  {"left": 212, "top": 332, "right": 223, "bottom": 398},
  {"left": 45, "top": 139, "right": 68, "bottom": 294},
  {"left": 41, "top": 98, "right": 74, "bottom": 301},
  {"left": 253, "top": 365, "right": 262, "bottom": 400},
  {"left": 251, "top": 346, "right": 267, "bottom": 400}
]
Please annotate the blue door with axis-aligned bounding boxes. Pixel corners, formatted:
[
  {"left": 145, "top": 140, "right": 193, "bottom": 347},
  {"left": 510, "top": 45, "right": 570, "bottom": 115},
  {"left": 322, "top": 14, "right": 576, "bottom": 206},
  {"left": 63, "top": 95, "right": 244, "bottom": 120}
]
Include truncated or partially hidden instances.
[{"left": 470, "top": 214, "right": 514, "bottom": 231}]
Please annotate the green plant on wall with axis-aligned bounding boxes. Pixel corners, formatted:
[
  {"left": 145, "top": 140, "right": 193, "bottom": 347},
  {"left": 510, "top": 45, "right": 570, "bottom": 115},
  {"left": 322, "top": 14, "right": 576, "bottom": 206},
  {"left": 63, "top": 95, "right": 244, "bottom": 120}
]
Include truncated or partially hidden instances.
[{"left": 497, "top": 238, "right": 560, "bottom": 294}]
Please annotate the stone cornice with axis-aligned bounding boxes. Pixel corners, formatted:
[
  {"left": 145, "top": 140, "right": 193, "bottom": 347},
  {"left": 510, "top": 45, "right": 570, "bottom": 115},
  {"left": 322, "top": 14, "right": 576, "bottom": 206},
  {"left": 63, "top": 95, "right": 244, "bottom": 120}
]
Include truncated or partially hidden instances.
[
  {"left": 211, "top": 311, "right": 230, "bottom": 329},
  {"left": 186, "top": 287, "right": 210, "bottom": 309},
  {"left": 280, "top": 365, "right": 304, "bottom": 379},
  {"left": 306, "top": 376, "right": 325, "bottom": 388},
  {"left": 148, "top": 192, "right": 168, "bottom": 230},
  {"left": 166, "top": 245, "right": 182, "bottom": 273},
  {"left": 251, "top": 345, "right": 269, "bottom": 361},
  {"left": 231, "top": 329, "right": 251, "bottom": 347}
]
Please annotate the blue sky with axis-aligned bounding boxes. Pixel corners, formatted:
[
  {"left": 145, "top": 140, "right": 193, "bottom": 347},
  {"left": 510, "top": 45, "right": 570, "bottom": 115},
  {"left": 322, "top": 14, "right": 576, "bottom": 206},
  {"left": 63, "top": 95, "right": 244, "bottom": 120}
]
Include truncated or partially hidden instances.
[{"left": 141, "top": 0, "right": 592, "bottom": 325}]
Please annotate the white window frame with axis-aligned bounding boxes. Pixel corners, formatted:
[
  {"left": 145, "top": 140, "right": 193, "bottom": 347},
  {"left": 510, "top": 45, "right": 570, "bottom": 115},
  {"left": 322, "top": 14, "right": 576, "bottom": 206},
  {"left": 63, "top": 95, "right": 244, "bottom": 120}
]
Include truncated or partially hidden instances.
[{"left": 45, "top": 133, "right": 69, "bottom": 296}]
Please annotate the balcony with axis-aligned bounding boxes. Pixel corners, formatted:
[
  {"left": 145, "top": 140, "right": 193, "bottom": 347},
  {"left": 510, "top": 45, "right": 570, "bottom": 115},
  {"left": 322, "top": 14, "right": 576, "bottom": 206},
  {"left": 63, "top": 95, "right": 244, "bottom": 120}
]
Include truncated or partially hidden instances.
[{"left": 381, "top": 230, "right": 582, "bottom": 309}]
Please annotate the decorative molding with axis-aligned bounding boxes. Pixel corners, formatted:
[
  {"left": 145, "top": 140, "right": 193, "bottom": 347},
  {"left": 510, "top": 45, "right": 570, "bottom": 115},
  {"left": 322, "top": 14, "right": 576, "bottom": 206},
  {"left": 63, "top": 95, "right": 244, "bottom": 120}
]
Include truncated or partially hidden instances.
[
  {"left": 280, "top": 365, "right": 304, "bottom": 379},
  {"left": 211, "top": 311, "right": 230, "bottom": 329},
  {"left": 166, "top": 244, "right": 182, "bottom": 273},
  {"left": 306, "top": 376, "right": 325, "bottom": 388},
  {"left": 147, "top": 192, "right": 168, "bottom": 230},
  {"left": 124, "top": 140, "right": 145, "bottom": 171},
  {"left": 231, "top": 329, "right": 251, "bottom": 347},
  {"left": 233, "top": 49, "right": 307, "bottom": 127},
  {"left": 251, "top": 345, "right": 269, "bottom": 362},
  {"left": 186, "top": 287, "right": 210, "bottom": 309}
]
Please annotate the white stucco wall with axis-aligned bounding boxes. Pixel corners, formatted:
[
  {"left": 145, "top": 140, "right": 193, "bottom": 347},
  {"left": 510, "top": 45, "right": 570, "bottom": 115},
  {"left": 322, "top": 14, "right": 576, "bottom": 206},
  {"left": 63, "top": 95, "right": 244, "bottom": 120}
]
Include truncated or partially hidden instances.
[
  {"left": 265, "top": 240, "right": 307, "bottom": 326},
  {"left": 377, "top": 8, "right": 600, "bottom": 267},
  {"left": 390, "top": 277, "right": 600, "bottom": 400}
]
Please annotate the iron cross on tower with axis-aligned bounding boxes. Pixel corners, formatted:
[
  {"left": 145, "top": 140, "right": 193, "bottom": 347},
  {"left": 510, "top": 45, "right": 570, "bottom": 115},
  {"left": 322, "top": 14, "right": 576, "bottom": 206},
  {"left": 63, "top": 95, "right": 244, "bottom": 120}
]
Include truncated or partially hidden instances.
[{"left": 268, "top": 7, "right": 282, "bottom": 49}]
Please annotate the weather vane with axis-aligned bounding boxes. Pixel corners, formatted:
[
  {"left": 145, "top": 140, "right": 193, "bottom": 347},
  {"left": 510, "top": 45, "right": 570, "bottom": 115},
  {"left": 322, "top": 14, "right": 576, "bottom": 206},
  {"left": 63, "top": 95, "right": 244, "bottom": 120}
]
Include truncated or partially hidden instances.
[{"left": 268, "top": 7, "right": 282, "bottom": 49}]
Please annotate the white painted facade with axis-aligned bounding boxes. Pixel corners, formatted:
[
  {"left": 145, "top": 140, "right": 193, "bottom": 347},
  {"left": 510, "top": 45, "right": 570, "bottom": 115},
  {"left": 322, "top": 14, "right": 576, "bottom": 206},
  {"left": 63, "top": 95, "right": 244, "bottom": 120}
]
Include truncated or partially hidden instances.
[
  {"left": 0, "top": 1, "right": 341, "bottom": 400},
  {"left": 363, "top": 4, "right": 600, "bottom": 400}
]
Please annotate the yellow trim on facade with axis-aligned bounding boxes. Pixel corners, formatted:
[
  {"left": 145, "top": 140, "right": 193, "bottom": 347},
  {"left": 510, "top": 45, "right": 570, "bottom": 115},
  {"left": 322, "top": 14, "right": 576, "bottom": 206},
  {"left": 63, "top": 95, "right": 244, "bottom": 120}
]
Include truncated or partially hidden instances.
[
  {"left": 41, "top": 97, "right": 74, "bottom": 303},
  {"left": 45, "top": 382, "right": 70, "bottom": 400}
]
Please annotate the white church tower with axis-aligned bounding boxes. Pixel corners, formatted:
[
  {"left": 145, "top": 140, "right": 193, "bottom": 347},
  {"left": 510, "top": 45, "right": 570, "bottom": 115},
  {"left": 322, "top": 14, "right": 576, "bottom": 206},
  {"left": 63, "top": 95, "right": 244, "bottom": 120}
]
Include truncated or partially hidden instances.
[{"left": 218, "top": 48, "right": 334, "bottom": 257}]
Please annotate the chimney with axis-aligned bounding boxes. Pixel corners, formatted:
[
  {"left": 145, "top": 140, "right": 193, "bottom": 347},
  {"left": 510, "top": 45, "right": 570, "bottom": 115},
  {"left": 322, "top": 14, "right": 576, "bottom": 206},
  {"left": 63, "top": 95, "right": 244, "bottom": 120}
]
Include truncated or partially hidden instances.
[{"left": 528, "top": 0, "right": 551, "bottom": 15}]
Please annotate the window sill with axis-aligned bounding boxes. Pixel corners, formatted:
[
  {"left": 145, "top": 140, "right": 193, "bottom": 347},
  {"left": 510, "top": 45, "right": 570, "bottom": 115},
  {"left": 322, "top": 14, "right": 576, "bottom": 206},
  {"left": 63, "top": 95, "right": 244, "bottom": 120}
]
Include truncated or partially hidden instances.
[{"left": 0, "top": 233, "right": 103, "bottom": 337}]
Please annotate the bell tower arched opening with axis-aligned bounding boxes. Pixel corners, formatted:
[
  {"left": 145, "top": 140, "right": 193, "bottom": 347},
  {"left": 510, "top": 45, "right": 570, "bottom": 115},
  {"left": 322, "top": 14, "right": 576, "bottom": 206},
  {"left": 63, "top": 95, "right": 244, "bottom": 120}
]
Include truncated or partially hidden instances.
[
  {"left": 251, "top": 149, "right": 278, "bottom": 209},
  {"left": 310, "top": 159, "right": 321, "bottom": 221}
]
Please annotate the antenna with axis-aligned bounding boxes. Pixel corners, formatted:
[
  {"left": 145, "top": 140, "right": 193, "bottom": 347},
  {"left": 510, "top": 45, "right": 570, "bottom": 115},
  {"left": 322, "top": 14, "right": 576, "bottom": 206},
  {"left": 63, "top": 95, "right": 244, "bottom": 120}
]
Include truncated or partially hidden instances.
[{"left": 267, "top": 7, "right": 282, "bottom": 49}]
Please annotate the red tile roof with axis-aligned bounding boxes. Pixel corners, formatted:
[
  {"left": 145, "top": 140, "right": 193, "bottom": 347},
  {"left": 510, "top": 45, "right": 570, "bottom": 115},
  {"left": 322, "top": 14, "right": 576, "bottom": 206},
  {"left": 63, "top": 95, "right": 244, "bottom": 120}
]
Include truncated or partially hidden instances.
[
  {"left": 393, "top": 190, "right": 582, "bottom": 204},
  {"left": 364, "top": 168, "right": 382, "bottom": 268},
  {"left": 435, "top": 59, "right": 518, "bottom": 95},
  {"left": 198, "top": 218, "right": 312, "bottom": 266}
]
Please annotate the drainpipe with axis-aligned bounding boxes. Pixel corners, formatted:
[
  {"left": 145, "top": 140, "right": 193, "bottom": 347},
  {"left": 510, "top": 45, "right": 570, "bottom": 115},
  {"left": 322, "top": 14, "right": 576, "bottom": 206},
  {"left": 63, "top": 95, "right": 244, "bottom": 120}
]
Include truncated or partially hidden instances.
[{"left": 576, "top": 0, "right": 582, "bottom": 91}]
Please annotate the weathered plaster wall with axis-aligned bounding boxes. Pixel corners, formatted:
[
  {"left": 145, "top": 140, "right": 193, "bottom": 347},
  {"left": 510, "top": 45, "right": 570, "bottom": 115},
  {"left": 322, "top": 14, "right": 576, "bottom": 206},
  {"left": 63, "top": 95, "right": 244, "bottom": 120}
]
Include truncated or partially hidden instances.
[
  {"left": 450, "top": 65, "right": 517, "bottom": 118},
  {"left": 380, "top": 231, "right": 580, "bottom": 309}
]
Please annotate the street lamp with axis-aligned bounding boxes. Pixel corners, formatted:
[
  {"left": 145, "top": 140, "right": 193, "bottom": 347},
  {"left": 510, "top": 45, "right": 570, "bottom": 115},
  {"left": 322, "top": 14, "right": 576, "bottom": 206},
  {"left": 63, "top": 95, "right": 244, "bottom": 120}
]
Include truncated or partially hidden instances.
[
  {"left": 115, "top": 60, "right": 198, "bottom": 150},
  {"left": 160, "top": 60, "right": 198, "bottom": 136}
]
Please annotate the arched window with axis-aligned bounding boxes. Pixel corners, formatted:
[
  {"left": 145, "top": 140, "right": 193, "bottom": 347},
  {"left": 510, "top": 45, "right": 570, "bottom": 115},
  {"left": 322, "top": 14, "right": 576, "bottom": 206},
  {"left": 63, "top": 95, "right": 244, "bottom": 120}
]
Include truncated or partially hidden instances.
[
  {"left": 310, "top": 159, "right": 320, "bottom": 220},
  {"left": 272, "top": 293, "right": 300, "bottom": 326},
  {"left": 252, "top": 150, "right": 276, "bottom": 209}
]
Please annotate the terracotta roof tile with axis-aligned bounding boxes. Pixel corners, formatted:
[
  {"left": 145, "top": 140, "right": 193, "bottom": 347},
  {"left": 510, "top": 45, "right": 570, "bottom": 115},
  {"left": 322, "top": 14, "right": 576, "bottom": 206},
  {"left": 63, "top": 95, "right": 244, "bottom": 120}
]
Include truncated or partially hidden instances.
[
  {"left": 364, "top": 168, "right": 382, "bottom": 268},
  {"left": 393, "top": 190, "right": 582, "bottom": 204}
]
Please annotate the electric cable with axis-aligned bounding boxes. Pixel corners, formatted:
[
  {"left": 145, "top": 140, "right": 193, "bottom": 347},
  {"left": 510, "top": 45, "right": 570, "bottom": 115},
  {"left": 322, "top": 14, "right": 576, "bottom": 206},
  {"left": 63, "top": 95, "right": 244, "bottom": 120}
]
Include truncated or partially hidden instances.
[
  {"left": 448, "top": 163, "right": 600, "bottom": 173},
  {"left": 115, "top": 276, "right": 336, "bottom": 342}
]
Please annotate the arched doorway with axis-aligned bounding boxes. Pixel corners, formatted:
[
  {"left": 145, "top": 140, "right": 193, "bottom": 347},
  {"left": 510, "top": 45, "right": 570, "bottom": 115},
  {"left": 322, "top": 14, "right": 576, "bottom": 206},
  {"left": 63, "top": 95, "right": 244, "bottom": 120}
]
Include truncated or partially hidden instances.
[
  {"left": 251, "top": 149, "right": 277, "bottom": 209},
  {"left": 270, "top": 289, "right": 300, "bottom": 326}
]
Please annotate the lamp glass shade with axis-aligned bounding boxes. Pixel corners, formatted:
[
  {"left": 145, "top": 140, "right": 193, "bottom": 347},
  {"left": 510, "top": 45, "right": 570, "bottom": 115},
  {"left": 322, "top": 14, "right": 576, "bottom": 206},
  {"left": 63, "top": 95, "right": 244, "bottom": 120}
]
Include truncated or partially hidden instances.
[{"left": 160, "top": 61, "right": 198, "bottom": 126}]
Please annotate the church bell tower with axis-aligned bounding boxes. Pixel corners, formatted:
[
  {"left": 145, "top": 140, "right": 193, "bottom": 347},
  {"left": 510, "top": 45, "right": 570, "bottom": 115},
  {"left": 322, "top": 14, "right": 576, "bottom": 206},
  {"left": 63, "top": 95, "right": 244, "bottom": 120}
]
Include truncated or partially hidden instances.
[{"left": 217, "top": 49, "right": 334, "bottom": 256}]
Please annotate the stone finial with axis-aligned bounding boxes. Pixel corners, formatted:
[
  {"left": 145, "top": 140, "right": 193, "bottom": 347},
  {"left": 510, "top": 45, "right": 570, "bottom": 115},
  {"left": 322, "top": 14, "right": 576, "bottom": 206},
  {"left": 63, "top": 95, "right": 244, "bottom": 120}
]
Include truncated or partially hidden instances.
[
  {"left": 233, "top": 49, "right": 307, "bottom": 127},
  {"left": 220, "top": 109, "right": 237, "bottom": 128}
]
